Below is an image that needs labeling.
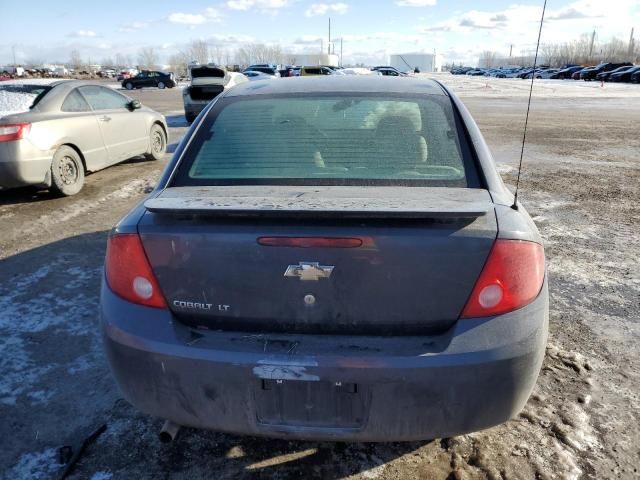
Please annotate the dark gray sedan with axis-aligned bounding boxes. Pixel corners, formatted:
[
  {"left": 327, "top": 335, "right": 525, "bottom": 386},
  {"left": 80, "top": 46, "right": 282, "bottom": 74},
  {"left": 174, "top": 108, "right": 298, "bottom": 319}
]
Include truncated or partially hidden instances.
[
  {"left": 0, "top": 81, "right": 167, "bottom": 195},
  {"left": 101, "top": 76, "right": 548, "bottom": 442}
]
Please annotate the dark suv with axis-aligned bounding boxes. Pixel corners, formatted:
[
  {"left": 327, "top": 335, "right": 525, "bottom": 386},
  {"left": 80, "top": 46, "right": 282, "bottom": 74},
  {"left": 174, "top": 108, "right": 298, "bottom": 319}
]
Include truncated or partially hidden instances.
[
  {"left": 122, "top": 71, "right": 176, "bottom": 90},
  {"left": 580, "top": 63, "right": 632, "bottom": 81}
]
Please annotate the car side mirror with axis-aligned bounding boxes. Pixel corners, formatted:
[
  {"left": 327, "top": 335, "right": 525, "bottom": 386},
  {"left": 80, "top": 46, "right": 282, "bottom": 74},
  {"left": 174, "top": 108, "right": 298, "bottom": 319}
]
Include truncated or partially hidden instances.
[{"left": 128, "top": 99, "right": 142, "bottom": 111}]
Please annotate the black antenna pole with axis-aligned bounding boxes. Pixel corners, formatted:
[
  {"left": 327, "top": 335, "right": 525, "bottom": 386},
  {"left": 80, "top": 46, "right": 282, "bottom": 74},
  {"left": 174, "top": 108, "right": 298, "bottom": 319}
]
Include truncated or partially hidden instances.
[{"left": 512, "top": 0, "right": 547, "bottom": 210}]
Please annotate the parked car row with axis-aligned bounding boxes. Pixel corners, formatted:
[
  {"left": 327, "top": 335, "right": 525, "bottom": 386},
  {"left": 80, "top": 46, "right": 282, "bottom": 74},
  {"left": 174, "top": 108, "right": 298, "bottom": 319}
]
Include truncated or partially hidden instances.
[
  {"left": 241, "top": 64, "right": 411, "bottom": 80},
  {"left": 241, "top": 64, "right": 350, "bottom": 78},
  {"left": 451, "top": 62, "right": 640, "bottom": 83},
  {"left": 183, "top": 62, "right": 404, "bottom": 122}
]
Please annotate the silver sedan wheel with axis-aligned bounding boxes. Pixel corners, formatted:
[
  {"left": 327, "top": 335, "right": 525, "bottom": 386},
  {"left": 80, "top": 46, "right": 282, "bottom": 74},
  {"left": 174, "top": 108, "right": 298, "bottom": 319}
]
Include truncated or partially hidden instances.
[
  {"left": 51, "top": 146, "right": 85, "bottom": 196},
  {"left": 58, "top": 155, "right": 79, "bottom": 185},
  {"left": 146, "top": 124, "right": 166, "bottom": 161}
]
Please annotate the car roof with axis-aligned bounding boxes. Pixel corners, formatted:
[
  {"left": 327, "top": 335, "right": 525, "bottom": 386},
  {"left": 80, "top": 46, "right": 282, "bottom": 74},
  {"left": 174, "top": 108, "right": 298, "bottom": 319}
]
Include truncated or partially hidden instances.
[
  {"left": 35, "top": 81, "right": 129, "bottom": 112},
  {"left": 224, "top": 76, "right": 446, "bottom": 97}
]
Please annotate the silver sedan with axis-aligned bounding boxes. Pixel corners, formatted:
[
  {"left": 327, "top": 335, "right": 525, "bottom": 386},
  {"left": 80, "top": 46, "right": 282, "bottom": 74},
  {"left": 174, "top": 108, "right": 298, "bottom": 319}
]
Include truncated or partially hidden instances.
[{"left": 0, "top": 80, "right": 168, "bottom": 195}]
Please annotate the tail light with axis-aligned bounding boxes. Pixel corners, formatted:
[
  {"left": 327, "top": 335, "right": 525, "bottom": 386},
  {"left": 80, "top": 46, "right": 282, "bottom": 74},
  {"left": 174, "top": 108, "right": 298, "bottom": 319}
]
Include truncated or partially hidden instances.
[
  {"left": 0, "top": 123, "right": 31, "bottom": 143},
  {"left": 460, "top": 239, "right": 545, "bottom": 319},
  {"left": 105, "top": 234, "right": 166, "bottom": 308}
]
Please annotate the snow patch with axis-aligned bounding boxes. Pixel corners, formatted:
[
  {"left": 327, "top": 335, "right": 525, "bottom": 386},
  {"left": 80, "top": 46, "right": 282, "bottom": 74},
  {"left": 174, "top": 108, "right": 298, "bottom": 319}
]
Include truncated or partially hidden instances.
[
  {"left": 13, "top": 177, "right": 154, "bottom": 241},
  {"left": 6, "top": 448, "right": 62, "bottom": 480},
  {"left": 90, "top": 472, "right": 114, "bottom": 480},
  {"left": 432, "top": 73, "right": 640, "bottom": 98},
  {"left": 57, "top": 178, "right": 151, "bottom": 222},
  {"left": 0, "top": 89, "right": 37, "bottom": 117},
  {"left": 495, "top": 162, "right": 516, "bottom": 174},
  {"left": 0, "top": 257, "right": 101, "bottom": 404},
  {"left": 552, "top": 439, "right": 583, "bottom": 480}
]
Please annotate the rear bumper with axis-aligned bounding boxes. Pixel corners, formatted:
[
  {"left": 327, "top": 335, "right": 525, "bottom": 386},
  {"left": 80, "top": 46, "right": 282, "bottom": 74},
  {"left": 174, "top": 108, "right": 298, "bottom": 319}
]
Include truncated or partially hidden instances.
[
  {"left": 183, "top": 101, "right": 206, "bottom": 117},
  {"left": 101, "top": 279, "right": 548, "bottom": 441},
  {"left": 183, "top": 97, "right": 214, "bottom": 117},
  {"left": 0, "top": 140, "right": 52, "bottom": 189}
]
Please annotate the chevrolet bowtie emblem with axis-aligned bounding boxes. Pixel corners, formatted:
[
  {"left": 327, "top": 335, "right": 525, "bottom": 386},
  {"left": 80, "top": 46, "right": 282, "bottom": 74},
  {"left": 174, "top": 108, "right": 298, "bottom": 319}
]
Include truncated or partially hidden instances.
[{"left": 284, "top": 262, "right": 335, "bottom": 281}]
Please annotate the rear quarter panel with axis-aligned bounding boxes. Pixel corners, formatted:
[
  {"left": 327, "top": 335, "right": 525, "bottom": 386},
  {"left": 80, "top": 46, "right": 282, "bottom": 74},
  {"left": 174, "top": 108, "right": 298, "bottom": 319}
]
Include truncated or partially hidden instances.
[{"left": 21, "top": 112, "right": 108, "bottom": 172}]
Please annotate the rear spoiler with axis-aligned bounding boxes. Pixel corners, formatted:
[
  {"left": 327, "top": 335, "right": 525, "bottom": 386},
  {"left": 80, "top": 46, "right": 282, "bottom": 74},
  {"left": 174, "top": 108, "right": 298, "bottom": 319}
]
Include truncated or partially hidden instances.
[{"left": 144, "top": 186, "right": 492, "bottom": 220}]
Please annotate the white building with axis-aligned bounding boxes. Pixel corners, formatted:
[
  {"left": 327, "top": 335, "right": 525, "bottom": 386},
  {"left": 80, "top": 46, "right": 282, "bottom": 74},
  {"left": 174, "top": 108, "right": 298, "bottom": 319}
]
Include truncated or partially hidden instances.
[{"left": 389, "top": 53, "right": 442, "bottom": 73}]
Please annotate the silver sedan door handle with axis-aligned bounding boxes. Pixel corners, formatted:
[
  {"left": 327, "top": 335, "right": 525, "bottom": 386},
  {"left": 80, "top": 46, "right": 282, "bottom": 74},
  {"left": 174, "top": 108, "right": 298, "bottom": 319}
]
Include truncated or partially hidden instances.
[{"left": 99, "top": 115, "right": 111, "bottom": 122}]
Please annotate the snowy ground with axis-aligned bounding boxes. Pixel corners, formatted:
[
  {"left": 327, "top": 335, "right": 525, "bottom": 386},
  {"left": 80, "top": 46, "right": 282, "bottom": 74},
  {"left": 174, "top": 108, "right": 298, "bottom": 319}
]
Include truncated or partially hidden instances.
[
  {"left": 0, "top": 78, "right": 638, "bottom": 479},
  {"left": 428, "top": 72, "right": 640, "bottom": 98}
]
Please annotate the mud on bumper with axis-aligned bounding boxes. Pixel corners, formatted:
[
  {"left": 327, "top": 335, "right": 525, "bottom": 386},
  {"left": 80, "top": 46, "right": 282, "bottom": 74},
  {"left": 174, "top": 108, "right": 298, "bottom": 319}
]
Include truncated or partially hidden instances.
[{"left": 101, "top": 281, "right": 548, "bottom": 442}]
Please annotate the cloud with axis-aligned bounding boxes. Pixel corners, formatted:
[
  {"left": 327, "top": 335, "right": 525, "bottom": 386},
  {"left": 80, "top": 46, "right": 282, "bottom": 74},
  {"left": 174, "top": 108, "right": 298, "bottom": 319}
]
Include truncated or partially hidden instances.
[
  {"left": 396, "top": 0, "right": 436, "bottom": 6},
  {"left": 207, "top": 34, "right": 256, "bottom": 46},
  {"left": 547, "top": 7, "right": 599, "bottom": 21},
  {"left": 420, "top": 25, "right": 451, "bottom": 32},
  {"left": 293, "top": 35, "right": 323, "bottom": 45},
  {"left": 305, "top": 3, "right": 349, "bottom": 17},
  {"left": 67, "top": 30, "right": 97, "bottom": 38},
  {"left": 205, "top": 7, "right": 223, "bottom": 20},
  {"left": 119, "top": 22, "right": 149, "bottom": 33},
  {"left": 226, "top": 0, "right": 290, "bottom": 11},
  {"left": 490, "top": 14, "right": 508, "bottom": 22},
  {"left": 168, "top": 13, "right": 208, "bottom": 25},
  {"left": 459, "top": 18, "right": 494, "bottom": 30},
  {"left": 167, "top": 7, "right": 222, "bottom": 26}
]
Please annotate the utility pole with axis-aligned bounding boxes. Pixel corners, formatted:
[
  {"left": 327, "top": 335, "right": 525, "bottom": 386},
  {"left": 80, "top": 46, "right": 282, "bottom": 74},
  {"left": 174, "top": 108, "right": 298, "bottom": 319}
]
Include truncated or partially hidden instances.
[
  {"left": 588, "top": 29, "right": 596, "bottom": 59},
  {"left": 629, "top": 27, "right": 635, "bottom": 57},
  {"left": 328, "top": 17, "right": 331, "bottom": 56},
  {"left": 340, "top": 38, "right": 343, "bottom": 67},
  {"left": 12, "top": 44, "right": 16, "bottom": 66},
  {"left": 509, "top": 44, "right": 513, "bottom": 58}
]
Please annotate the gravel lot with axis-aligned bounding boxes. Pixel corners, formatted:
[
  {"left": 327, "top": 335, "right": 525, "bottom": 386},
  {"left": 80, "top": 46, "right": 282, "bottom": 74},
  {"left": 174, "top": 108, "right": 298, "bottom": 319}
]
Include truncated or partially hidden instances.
[{"left": 1, "top": 76, "right": 638, "bottom": 480}]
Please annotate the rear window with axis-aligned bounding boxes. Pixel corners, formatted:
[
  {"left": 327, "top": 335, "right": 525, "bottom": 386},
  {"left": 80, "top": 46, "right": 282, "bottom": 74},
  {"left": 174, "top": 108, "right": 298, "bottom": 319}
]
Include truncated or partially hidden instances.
[
  {"left": 173, "top": 93, "right": 480, "bottom": 187},
  {"left": 0, "top": 84, "right": 52, "bottom": 116}
]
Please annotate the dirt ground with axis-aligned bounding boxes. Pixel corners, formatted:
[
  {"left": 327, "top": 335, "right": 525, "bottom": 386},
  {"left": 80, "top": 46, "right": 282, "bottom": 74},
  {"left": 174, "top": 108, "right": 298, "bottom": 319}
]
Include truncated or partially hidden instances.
[{"left": 1, "top": 76, "right": 638, "bottom": 480}]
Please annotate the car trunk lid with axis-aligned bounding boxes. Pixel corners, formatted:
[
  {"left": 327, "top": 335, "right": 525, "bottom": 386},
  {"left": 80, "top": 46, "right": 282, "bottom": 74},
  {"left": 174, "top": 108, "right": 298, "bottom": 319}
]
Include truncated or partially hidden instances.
[{"left": 139, "top": 186, "right": 497, "bottom": 335}]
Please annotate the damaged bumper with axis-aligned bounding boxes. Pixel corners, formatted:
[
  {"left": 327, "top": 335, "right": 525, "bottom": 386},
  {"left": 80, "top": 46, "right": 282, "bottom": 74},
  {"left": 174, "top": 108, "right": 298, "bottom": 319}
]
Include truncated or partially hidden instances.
[{"left": 101, "top": 279, "right": 548, "bottom": 442}]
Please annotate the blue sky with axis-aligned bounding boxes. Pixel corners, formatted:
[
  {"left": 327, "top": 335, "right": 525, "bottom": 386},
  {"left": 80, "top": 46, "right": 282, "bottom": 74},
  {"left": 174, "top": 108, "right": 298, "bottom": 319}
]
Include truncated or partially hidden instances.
[{"left": 1, "top": 0, "right": 638, "bottom": 66}]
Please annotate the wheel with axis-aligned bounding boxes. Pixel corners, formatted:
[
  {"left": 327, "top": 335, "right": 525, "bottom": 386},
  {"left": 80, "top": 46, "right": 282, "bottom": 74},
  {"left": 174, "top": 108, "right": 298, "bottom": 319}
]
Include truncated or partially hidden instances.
[
  {"left": 145, "top": 124, "right": 166, "bottom": 161},
  {"left": 125, "top": 82, "right": 133, "bottom": 90},
  {"left": 51, "top": 146, "right": 85, "bottom": 196},
  {"left": 157, "top": 81, "right": 166, "bottom": 89}
]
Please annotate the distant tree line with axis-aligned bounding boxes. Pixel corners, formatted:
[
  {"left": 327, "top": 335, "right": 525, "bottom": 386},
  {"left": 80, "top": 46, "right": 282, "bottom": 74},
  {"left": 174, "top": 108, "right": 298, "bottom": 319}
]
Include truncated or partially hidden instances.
[
  {"left": 167, "top": 41, "right": 295, "bottom": 76},
  {"left": 50, "top": 41, "right": 295, "bottom": 74},
  {"left": 474, "top": 32, "right": 638, "bottom": 68}
]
